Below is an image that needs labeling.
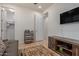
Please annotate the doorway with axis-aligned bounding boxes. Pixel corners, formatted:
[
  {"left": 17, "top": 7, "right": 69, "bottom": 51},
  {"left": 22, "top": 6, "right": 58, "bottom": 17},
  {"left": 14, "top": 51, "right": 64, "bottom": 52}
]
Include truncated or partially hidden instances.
[
  {"left": 6, "top": 8, "right": 15, "bottom": 40},
  {"left": 34, "top": 13, "right": 44, "bottom": 42},
  {"left": 0, "top": 7, "right": 15, "bottom": 40}
]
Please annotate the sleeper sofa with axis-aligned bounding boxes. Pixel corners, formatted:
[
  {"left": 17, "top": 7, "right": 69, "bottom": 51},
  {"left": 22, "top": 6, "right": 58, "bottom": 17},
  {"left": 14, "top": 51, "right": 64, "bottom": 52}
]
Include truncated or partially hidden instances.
[{"left": 0, "top": 39, "right": 18, "bottom": 56}]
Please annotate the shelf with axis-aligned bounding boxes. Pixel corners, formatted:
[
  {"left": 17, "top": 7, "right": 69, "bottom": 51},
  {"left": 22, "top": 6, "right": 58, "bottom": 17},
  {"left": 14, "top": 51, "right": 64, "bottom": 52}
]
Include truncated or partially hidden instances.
[
  {"left": 24, "top": 30, "right": 34, "bottom": 44},
  {"left": 48, "top": 36, "right": 79, "bottom": 56},
  {"left": 55, "top": 50, "right": 71, "bottom": 56},
  {"left": 56, "top": 45, "right": 72, "bottom": 52}
]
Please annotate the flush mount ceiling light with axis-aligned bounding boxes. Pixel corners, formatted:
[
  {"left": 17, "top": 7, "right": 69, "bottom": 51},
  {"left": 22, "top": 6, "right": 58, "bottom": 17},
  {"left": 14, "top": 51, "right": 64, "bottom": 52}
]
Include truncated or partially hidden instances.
[
  {"left": 9, "top": 9, "right": 15, "bottom": 12},
  {"left": 38, "top": 5, "right": 42, "bottom": 8}
]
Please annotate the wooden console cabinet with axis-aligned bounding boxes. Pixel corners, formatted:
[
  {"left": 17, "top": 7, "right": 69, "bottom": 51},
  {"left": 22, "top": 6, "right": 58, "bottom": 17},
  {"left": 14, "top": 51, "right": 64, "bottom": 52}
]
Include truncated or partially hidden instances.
[{"left": 48, "top": 36, "right": 79, "bottom": 56}]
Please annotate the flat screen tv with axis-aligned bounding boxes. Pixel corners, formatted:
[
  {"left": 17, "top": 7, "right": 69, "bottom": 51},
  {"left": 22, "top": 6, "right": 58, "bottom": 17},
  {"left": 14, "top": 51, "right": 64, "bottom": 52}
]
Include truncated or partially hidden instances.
[{"left": 60, "top": 7, "right": 79, "bottom": 24}]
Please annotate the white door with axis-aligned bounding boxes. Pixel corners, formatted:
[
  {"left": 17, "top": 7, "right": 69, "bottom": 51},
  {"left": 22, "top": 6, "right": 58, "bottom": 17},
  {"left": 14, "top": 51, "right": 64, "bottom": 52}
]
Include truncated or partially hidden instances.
[{"left": 34, "top": 13, "right": 44, "bottom": 41}]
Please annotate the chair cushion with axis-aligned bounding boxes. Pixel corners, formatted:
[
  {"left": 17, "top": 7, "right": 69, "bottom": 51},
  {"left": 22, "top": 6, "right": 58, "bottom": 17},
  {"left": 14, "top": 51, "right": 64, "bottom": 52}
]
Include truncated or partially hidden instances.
[{"left": 0, "top": 39, "right": 6, "bottom": 56}]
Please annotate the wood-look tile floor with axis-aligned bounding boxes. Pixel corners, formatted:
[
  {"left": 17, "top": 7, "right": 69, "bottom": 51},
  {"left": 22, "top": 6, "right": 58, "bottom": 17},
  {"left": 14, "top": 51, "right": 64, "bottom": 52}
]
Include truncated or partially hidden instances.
[{"left": 19, "top": 40, "right": 60, "bottom": 56}]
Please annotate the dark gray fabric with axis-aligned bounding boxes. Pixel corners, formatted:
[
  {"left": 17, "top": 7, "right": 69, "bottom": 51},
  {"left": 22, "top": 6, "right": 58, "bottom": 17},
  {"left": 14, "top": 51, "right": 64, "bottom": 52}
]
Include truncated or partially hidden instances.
[{"left": 3, "top": 40, "right": 18, "bottom": 56}]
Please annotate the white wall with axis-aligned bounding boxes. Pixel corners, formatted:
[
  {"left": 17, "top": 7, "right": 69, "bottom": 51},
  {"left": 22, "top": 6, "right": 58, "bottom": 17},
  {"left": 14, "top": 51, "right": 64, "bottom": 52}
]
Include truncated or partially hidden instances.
[
  {"left": 15, "top": 6, "right": 35, "bottom": 43},
  {"left": 0, "top": 4, "right": 45, "bottom": 43},
  {"left": 2, "top": 5, "right": 36, "bottom": 43},
  {"left": 44, "top": 3, "right": 79, "bottom": 40}
]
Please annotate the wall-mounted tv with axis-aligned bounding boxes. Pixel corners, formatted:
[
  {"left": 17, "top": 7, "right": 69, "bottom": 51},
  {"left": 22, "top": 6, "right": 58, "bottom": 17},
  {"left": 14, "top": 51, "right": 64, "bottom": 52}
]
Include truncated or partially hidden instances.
[{"left": 60, "top": 7, "right": 79, "bottom": 24}]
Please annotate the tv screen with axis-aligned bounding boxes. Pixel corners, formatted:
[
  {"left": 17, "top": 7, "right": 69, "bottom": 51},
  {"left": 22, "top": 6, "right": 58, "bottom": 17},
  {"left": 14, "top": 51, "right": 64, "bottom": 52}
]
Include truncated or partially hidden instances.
[{"left": 60, "top": 7, "right": 79, "bottom": 24}]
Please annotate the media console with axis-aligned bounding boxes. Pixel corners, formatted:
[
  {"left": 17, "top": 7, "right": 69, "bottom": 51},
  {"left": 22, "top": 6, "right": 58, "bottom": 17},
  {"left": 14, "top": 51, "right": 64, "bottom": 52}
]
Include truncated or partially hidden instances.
[{"left": 48, "top": 36, "right": 79, "bottom": 56}]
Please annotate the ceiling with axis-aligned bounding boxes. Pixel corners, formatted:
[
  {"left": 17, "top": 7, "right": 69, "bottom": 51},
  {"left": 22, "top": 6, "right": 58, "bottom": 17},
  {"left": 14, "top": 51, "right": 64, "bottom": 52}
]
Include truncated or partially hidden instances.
[
  {"left": 1, "top": 3, "right": 53, "bottom": 12},
  {"left": 13, "top": 3, "right": 53, "bottom": 12}
]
